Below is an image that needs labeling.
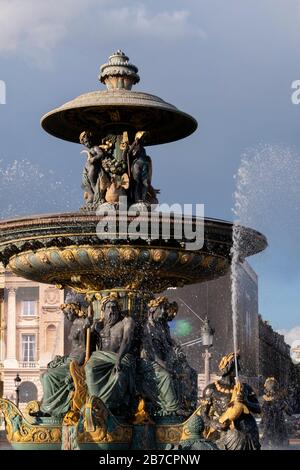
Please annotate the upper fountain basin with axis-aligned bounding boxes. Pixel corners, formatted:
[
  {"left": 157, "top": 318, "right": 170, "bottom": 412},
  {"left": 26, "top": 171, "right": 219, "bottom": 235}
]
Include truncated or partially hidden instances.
[{"left": 41, "top": 89, "right": 198, "bottom": 146}]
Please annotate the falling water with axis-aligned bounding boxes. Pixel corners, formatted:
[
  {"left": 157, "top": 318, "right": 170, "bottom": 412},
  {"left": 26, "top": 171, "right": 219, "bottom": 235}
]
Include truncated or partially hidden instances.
[
  {"left": 231, "top": 144, "right": 300, "bottom": 376},
  {"left": 230, "top": 226, "right": 241, "bottom": 380},
  {"left": 0, "top": 159, "right": 81, "bottom": 218}
]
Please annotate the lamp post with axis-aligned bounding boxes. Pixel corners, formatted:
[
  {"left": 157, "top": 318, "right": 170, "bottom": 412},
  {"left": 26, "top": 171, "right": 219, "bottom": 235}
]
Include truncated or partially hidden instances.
[
  {"left": 201, "top": 317, "right": 214, "bottom": 388},
  {"left": 14, "top": 373, "right": 21, "bottom": 408}
]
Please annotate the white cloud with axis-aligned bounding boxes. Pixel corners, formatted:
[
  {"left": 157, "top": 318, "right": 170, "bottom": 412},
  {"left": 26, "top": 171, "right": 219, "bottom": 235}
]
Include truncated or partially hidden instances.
[
  {"left": 0, "top": 1, "right": 205, "bottom": 66},
  {"left": 278, "top": 325, "right": 300, "bottom": 346},
  {"left": 0, "top": 0, "right": 89, "bottom": 65},
  {"left": 102, "top": 5, "right": 206, "bottom": 39},
  {"left": 0, "top": 1, "right": 64, "bottom": 50}
]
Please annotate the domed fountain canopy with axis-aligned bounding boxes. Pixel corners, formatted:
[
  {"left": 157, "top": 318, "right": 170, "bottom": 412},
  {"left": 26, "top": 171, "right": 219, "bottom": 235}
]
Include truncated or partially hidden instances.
[{"left": 41, "top": 50, "right": 198, "bottom": 146}]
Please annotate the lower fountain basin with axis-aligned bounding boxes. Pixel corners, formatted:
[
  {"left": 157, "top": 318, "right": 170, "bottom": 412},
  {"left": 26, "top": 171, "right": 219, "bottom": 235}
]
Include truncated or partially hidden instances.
[{"left": 0, "top": 212, "right": 267, "bottom": 293}]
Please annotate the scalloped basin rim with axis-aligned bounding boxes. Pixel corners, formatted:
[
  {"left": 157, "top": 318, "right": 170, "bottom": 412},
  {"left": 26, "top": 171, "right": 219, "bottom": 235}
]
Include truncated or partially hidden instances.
[
  {"left": 0, "top": 212, "right": 267, "bottom": 293},
  {"left": 0, "top": 211, "right": 267, "bottom": 259}
]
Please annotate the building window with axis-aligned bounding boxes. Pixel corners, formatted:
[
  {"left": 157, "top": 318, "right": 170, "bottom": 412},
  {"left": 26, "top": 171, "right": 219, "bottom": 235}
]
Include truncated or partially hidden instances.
[
  {"left": 22, "top": 300, "right": 37, "bottom": 316},
  {"left": 19, "top": 381, "right": 38, "bottom": 403},
  {"left": 22, "top": 334, "right": 35, "bottom": 362}
]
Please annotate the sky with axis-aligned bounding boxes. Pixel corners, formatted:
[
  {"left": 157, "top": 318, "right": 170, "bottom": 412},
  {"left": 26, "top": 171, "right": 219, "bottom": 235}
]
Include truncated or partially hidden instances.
[{"left": 0, "top": 0, "right": 299, "bottom": 340}]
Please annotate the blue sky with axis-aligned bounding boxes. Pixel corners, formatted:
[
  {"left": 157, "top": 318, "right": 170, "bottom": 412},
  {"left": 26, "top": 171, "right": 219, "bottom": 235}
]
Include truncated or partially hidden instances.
[{"left": 0, "top": 0, "right": 299, "bottom": 339}]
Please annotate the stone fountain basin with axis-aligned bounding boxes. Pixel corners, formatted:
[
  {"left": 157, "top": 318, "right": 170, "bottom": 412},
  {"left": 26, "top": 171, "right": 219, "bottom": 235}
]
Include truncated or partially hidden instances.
[{"left": 0, "top": 212, "right": 267, "bottom": 293}]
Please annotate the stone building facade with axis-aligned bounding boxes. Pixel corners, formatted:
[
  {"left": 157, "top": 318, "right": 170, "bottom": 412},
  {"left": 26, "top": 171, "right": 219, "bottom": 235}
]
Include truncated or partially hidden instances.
[
  {"left": 258, "top": 316, "right": 291, "bottom": 388},
  {"left": 258, "top": 316, "right": 300, "bottom": 409},
  {"left": 0, "top": 268, "right": 64, "bottom": 405}
]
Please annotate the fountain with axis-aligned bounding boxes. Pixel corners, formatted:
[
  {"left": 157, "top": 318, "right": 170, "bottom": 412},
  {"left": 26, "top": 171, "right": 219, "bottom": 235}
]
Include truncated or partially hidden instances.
[{"left": 0, "top": 50, "right": 267, "bottom": 450}]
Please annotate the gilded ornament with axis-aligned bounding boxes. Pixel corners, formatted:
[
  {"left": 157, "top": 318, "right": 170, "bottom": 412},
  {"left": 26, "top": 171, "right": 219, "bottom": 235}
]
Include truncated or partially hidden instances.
[
  {"left": 202, "top": 255, "right": 212, "bottom": 268},
  {"left": 218, "top": 381, "right": 249, "bottom": 428},
  {"left": 214, "top": 381, "right": 234, "bottom": 394},
  {"left": 69, "top": 360, "right": 88, "bottom": 412},
  {"left": 152, "top": 249, "right": 166, "bottom": 262},
  {"left": 0, "top": 398, "right": 62, "bottom": 444},
  {"left": 37, "top": 253, "right": 49, "bottom": 264},
  {"left": 148, "top": 296, "right": 168, "bottom": 309},
  {"left": 20, "top": 255, "right": 32, "bottom": 267},
  {"left": 63, "top": 410, "right": 80, "bottom": 426},
  {"left": 218, "top": 351, "right": 239, "bottom": 371},
  {"left": 156, "top": 425, "right": 182, "bottom": 443},
  {"left": 119, "top": 247, "right": 137, "bottom": 261},
  {"left": 90, "top": 249, "right": 104, "bottom": 262},
  {"left": 180, "top": 253, "right": 192, "bottom": 264},
  {"left": 62, "top": 250, "right": 76, "bottom": 262},
  {"left": 132, "top": 399, "right": 153, "bottom": 425}
]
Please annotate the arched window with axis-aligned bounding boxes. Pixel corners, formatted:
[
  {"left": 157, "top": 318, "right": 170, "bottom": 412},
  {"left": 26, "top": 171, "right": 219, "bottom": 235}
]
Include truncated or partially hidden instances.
[
  {"left": 46, "top": 324, "right": 56, "bottom": 353},
  {"left": 19, "top": 381, "right": 38, "bottom": 403}
]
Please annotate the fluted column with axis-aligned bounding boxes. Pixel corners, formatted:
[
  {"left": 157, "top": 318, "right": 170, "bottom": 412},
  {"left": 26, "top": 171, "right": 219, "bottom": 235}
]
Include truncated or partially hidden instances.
[{"left": 4, "top": 287, "right": 18, "bottom": 368}]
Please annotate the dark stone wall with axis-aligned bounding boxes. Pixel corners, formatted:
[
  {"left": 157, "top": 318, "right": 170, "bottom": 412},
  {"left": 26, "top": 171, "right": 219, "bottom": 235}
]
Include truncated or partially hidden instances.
[
  {"left": 288, "top": 363, "right": 300, "bottom": 413},
  {"left": 164, "top": 261, "right": 260, "bottom": 388},
  {"left": 258, "top": 315, "right": 300, "bottom": 411},
  {"left": 258, "top": 315, "right": 291, "bottom": 388}
]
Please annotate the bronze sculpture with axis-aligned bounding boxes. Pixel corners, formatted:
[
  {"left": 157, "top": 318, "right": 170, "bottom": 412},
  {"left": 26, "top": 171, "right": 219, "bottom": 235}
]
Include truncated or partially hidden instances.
[
  {"left": 139, "top": 297, "right": 180, "bottom": 416},
  {"left": 126, "top": 131, "right": 158, "bottom": 204},
  {"left": 80, "top": 128, "right": 157, "bottom": 207},
  {"left": 37, "top": 302, "right": 91, "bottom": 418},
  {"left": 85, "top": 296, "right": 136, "bottom": 414},
  {"left": 201, "top": 352, "right": 261, "bottom": 450},
  {"left": 260, "top": 377, "right": 291, "bottom": 449},
  {"left": 79, "top": 131, "right": 111, "bottom": 206}
]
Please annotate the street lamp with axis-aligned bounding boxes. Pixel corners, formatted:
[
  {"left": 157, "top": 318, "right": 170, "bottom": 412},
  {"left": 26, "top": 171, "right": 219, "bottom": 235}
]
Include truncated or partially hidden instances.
[
  {"left": 201, "top": 317, "right": 214, "bottom": 388},
  {"left": 14, "top": 373, "right": 21, "bottom": 408}
]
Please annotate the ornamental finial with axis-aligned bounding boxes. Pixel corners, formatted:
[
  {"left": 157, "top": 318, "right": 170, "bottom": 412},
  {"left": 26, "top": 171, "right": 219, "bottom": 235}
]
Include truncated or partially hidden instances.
[{"left": 99, "top": 50, "right": 140, "bottom": 90}]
